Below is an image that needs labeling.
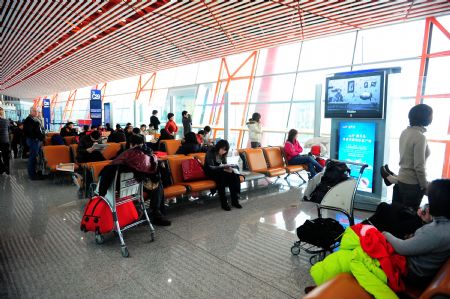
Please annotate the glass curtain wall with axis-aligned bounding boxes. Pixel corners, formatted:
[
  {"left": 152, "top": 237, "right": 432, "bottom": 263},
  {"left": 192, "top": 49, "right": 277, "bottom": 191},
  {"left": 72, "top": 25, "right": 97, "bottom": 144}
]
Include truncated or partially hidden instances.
[{"left": 39, "top": 15, "right": 450, "bottom": 180}]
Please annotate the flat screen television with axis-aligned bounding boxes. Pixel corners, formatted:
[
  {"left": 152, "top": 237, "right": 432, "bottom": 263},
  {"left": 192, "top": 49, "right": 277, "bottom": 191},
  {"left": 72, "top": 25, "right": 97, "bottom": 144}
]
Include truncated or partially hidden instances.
[
  {"left": 325, "top": 71, "right": 385, "bottom": 119},
  {"left": 338, "top": 121, "right": 376, "bottom": 193}
]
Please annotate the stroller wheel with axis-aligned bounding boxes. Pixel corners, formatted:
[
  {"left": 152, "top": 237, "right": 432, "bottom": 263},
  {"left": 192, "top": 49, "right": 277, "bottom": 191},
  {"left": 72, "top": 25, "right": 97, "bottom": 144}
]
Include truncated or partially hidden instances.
[{"left": 291, "top": 245, "right": 300, "bottom": 255}]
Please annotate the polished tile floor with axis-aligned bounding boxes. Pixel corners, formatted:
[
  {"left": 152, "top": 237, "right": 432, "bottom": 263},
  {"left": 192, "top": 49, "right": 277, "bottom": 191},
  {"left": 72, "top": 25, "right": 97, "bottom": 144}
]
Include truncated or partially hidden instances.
[{"left": 0, "top": 159, "right": 370, "bottom": 299}]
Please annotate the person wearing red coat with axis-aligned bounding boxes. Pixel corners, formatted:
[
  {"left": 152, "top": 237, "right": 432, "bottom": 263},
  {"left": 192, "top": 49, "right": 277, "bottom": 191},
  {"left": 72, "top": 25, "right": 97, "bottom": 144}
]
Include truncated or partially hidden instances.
[
  {"left": 283, "top": 129, "right": 323, "bottom": 178},
  {"left": 165, "top": 112, "right": 178, "bottom": 136}
]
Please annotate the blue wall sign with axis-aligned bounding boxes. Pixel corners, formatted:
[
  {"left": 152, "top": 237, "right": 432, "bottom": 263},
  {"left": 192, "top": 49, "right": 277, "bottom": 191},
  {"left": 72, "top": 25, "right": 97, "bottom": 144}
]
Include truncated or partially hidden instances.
[
  {"left": 42, "top": 99, "right": 51, "bottom": 131},
  {"left": 90, "top": 90, "right": 102, "bottom": 127},
  {"left": 338, "top": 122, "right": 376, "bottom": 193}
]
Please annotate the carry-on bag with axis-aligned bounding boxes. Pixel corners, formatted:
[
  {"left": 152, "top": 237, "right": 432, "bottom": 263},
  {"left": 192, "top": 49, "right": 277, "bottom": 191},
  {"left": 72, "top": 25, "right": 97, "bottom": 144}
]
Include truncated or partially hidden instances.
[
  {"left": 181, "top": 158, "right": 206, "bottom": 181},
  {"left": 80, "top": 196, "right": 139, "bottom": 234}
]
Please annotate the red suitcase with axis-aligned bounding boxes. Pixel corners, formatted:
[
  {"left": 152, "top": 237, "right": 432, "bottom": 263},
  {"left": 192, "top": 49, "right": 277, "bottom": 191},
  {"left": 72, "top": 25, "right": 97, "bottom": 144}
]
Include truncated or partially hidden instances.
[{"left": 80, "top": 196, "right": 139, "bottom": 234}]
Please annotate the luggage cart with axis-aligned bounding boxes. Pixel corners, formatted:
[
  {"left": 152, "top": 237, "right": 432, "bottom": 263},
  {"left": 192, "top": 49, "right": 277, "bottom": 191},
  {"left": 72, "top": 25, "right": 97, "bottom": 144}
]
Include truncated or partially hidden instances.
[
  {"left": 291, "top": 160, "right": 368, "bottom": 264},
  {"left": 96, "top": 170, "right": 155, "bottom": 257}
]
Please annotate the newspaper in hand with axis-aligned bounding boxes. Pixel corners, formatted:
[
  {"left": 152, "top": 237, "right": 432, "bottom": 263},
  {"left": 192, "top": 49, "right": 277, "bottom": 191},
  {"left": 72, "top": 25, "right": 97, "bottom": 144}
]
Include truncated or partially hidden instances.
[{"left": 91, "top": 143, "right": 109, "bottom": 151}]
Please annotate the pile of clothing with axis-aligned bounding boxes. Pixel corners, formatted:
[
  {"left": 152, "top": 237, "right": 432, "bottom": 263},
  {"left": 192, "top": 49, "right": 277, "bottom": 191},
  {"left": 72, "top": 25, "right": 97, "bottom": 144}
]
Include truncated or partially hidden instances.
[{"left": 310, "top": 224, "right": 407, "bottom": 299}]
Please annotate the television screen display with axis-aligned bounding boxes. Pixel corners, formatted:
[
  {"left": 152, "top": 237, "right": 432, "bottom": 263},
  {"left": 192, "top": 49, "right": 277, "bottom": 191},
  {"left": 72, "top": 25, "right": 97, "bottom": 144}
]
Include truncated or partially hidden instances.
[
  {"left": 325, "top": 71, "right": 385, "bottom": 118},
  {"left": 338, "top": 122, "right": 376, "bottom": 193}
]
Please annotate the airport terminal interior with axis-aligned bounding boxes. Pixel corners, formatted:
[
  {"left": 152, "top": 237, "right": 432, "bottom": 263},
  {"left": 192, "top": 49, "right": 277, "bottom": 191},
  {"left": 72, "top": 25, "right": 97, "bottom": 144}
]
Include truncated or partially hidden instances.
[{"left": 1, "top": 1, "right": 450, "bottom": 299}]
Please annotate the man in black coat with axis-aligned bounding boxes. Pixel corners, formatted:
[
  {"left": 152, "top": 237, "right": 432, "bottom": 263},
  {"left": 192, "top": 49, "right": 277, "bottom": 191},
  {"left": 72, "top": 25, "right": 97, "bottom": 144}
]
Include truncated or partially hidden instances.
[{"left": 23, "top": 107, "right": 45, "bottom": 179}]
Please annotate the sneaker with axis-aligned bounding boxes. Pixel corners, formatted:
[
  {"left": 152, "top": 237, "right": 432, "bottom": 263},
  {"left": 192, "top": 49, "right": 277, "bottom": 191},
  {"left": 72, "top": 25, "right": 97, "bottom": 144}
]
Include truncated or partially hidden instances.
[{"left": 72, "top": 173, "right": 83, "bottom": 189}]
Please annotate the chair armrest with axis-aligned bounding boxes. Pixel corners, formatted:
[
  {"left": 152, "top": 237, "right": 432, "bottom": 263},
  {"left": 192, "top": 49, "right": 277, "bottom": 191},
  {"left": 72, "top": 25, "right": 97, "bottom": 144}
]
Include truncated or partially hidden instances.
[{"left": 304, "top": 273, "right": 372, "bottom": 299}]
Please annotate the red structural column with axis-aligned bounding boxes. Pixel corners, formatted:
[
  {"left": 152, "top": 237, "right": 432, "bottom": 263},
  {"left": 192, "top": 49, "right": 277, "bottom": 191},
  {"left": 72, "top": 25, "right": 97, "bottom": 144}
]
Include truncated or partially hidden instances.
[{"left": 416, "top": 17, "right": 450, "bottom": 178}]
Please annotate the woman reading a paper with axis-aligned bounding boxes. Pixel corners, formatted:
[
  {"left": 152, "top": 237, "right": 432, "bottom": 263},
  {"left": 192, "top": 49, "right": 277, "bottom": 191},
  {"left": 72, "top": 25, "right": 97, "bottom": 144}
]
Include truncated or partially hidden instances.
[
  {"left": 204, "top": 139, "right": 242, "bottom": 211},
  {"left": 77, "top": 130, "right": 107, "bottom": 163}
]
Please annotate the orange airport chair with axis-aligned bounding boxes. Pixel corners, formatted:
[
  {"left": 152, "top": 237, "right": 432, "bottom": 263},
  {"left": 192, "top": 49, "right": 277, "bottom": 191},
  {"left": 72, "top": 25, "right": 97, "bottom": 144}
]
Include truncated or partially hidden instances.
[
  {"left": 264, "top": 147, "right": 307, "bottom": 183},
  {"left": 244, "top": 148, "right": 286, "bottom": 178},
  {"left": 102, "top": 143, "right": 121, "bottom": 160},
  {"left": 64, "top": 136, "right": 76, "bottom": 145},
  {"left": 160, "top": 139, "right": 182, "bottom": 155},
  {"left": 42, "top": 145, "right": 78, "bottom": 173},
  {"left": 167, "top": 156, "right": 216, "bottom": 193}
]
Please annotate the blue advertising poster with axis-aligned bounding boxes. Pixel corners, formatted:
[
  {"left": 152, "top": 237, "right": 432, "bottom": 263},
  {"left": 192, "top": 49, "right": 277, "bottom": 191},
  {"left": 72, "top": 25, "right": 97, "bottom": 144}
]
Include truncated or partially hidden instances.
[
  {"left": 90, "top": 90, "right": 102, "bottom": 127},
  {"left": 338, "top": 122, "right": 376, "bottom": 193},
  {"left": 104, "top": 103, "right": 111, "bottom": 125},
  {"left": 42, "top": 99, "right": 51, "bottom": 131}
]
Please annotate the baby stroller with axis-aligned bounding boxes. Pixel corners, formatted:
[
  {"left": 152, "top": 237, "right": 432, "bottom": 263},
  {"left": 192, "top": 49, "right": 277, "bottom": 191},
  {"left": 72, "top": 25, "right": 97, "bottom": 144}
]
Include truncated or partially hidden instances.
[{"left": 291, "top": 160, "right": 368, "bottom": 264}]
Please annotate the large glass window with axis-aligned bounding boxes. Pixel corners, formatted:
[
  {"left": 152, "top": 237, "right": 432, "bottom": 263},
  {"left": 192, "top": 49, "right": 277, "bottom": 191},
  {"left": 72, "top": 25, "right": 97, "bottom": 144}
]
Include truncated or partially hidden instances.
[
  {"left": 255, "top": 43, "right": 301, "bottom": 76},
  {"left": 250, "top": 74, "right": 296, "bottom": 103},
  {"left": 424, "top": 56, "right": 450, "bottom": 95},
  {"left": 353, "top": 21, "right": 424, "bottom": 64},
  {"left": 299, "top": 32, "right": 356, "bottom": 71}
]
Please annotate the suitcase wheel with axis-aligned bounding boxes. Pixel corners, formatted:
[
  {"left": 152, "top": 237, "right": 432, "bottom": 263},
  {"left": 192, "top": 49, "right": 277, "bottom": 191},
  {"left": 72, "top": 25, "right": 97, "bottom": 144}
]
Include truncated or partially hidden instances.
[
  {"left": 121, "top": 246, "right": 129, "bottom": 258},
  {"left": 95, "top": 233, "right": 104, "bottom": 245}
]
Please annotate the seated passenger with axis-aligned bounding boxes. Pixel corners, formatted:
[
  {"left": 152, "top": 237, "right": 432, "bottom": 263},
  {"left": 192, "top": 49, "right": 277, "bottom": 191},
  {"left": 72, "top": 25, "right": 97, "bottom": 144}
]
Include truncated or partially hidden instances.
[
  {"left": 284, "top": 129, "right": 323, "bottom": 178},
  {"left": 60, "top": 122, "right": 77, "bottom": 137},
  {"left": 383, "top": 179, "right": 450, "bottom": 286},
  {"left": 197, "top": 130, "right": 205, "bottom": 145},
  {"left": 112, "top": 134, "right": 171, "bottom": 226},
  {"left": 107, "top": 124, "right": 126, "bottom": 143},
  {"left": 105, "top": 123, "right": 114, "bottom": 132},
  {"left": 204, "top": 140, "right": 241, "bottom": 211},
  {"left": 140, "top": 124, "right": 149, "bottom": 136},
  {"left": 77, "top": 130, "right": 105, "bottom": 163},
  {"left": 78, "top": 125, "right": 90, "bottom": 138},
  {"left": 176, "top": 132, "right": 201, "bottom": 155},
  {"left": 157, "top": 128, "right": 174, "bottom": 152}
]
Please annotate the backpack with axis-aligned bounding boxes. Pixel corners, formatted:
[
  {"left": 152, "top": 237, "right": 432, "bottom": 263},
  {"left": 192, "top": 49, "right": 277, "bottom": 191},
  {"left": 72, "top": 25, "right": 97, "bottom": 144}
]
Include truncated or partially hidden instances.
[
  {"left": 309, "top": 160, "right": 350, "bottom": 203},
  {"left": 296, "top": 217, "right": 345, "bottom": 249},
  {"left": 51, "top": 134, "right": 65, "bottom": 145}
]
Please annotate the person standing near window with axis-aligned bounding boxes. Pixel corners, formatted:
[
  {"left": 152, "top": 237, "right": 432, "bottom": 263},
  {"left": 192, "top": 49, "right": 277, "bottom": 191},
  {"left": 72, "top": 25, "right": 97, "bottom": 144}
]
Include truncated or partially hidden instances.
[
  {"left": 23, "top": 107, "right": 45, "bottom": 180},
  {"left": 247, "top": 112, "right": 262, "bottom": 148},
  {"left": 165, "top": 113, "right": 178, "bottom": 137},
  {"left": 150, "top": 110, "right": 160, "bottom": 132},
  {"left": 381, "top": 104, "right": 433, "bottom": 210},
  {"left": 0, "top": 107, "right": 11, "bottom": 175},
  {"left": 182, "top": 110, "right": 192, "bottom": 136}
]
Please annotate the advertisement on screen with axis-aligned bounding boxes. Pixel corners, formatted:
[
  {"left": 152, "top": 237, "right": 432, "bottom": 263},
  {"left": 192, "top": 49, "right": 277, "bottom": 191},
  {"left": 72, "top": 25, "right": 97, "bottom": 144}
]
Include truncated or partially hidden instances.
[
  {"left": 325, "top": 71, "right": 385, "bottom": 119},
  {"left": 42, "top": 99, "right": 51, "bottom": 131},
  {"left": 338, "top": 122, "right": 376, "bottom": 193},
  {"left": 90, "top": 90, "right": 102, "bottom": 127}
]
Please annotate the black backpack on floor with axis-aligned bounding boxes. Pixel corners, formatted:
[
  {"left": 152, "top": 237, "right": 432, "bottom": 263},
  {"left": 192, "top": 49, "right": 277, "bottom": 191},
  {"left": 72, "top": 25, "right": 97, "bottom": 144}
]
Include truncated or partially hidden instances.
[
  {"left": 309, "top": 160, "right": 351, "bottom": 204},
  {"left": 296, "top": 217, "right": 345, "bottom": 249}
]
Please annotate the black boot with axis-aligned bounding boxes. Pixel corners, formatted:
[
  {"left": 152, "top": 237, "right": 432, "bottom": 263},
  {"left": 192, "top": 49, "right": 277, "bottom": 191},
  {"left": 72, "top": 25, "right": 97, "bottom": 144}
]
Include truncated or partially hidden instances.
[
  {"left": 384, "top": 164, "right": 395, "bottom": 175},
  {"left": 231, "top": 199, "right": 242, "bottom": 209},
  {"left": 380, "top": 166, "right": 392, "bottom": 186},
  {"left": 221, "top": 198, "right": 231, "bottom": 211},
  {"left": 151, "top": 210, "right": 171, "bottom": 226}
]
